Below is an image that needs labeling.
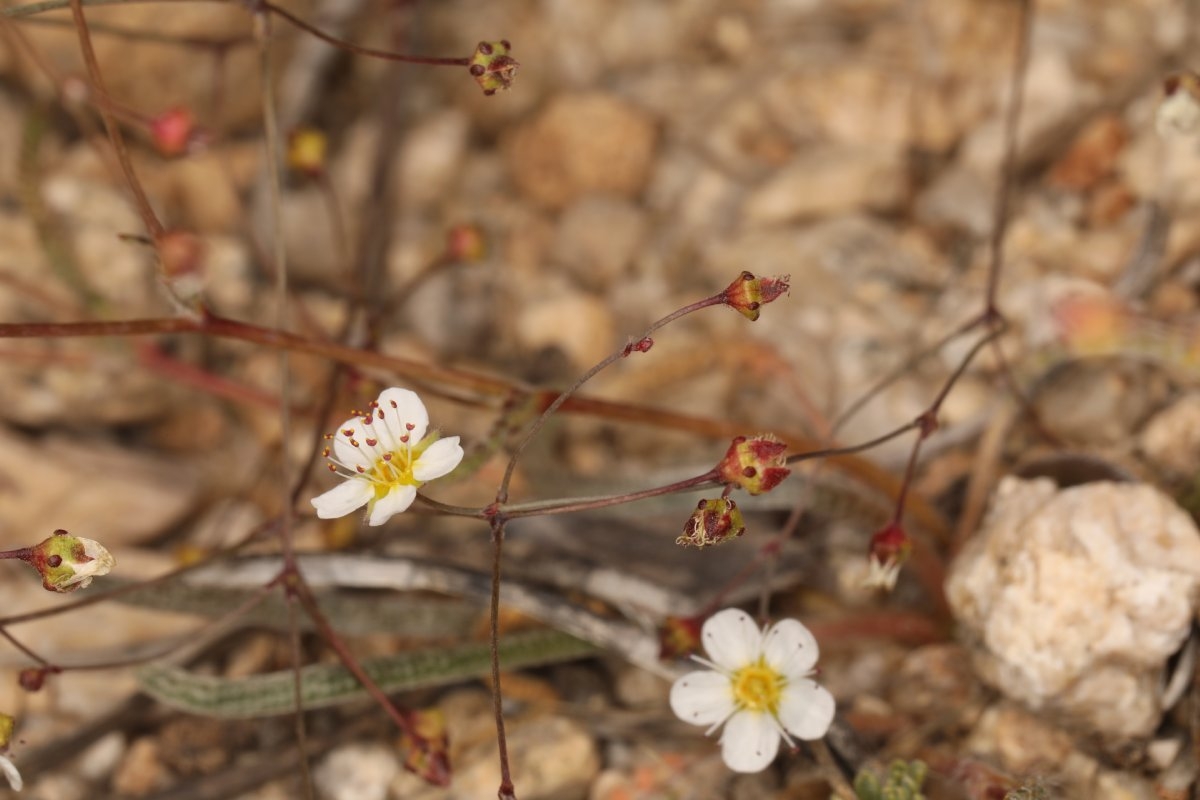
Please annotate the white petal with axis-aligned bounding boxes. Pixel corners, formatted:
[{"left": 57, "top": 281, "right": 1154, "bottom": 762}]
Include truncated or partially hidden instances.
[
  {"left": 332, "top": 415, "right": 374, "bottom": 469},
  {"left": 777, "top": 679, "right": 835, "bottom": 740},
  {"left": 412, "top": 437, "right": 464, "bottom": 482},
  {"left": 762, "top": 619, "right": 818, "bottom": 679},
  {"left": 311, "top": 479, "right": 373, "bottom": 519},
  {"left": 719, "top": 710, "right": 781, "bottom": 773},
  {"left": 669, "top": 670, "right": 736, "bottom": 728},
  {"left": 701, "top": 609, "right": 763, "bottom": 671},
  {"left": 367, "top": 485, "right": 417, "bottom": 526},
  {"left": 377, "top": 388, "right": 429, "bottom": 444},
  {"left": 0, "top": 753, "right": 22, "bottom": 791}
]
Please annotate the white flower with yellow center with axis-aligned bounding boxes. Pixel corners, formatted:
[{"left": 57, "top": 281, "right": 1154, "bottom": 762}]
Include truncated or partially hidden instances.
[
  {"left": 311, "top": 388, "right": 464, "bottom": 527},
  {"left": 669, "top": 608, "right": 835, "bottom": 773}
]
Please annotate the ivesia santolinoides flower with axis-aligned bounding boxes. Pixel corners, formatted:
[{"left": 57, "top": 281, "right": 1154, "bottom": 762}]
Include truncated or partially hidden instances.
[
  {"left": 25, "top": 530, "right": 114, "bottom": 593},
  {"left": 670, "top": 608, "right": 835, "bottom": 773},
  {"left": 0, "top": 712, "right": 21, "bottom": 792},
  {"left": 311, "top": 388, "right": 464, "bottom": 527}
]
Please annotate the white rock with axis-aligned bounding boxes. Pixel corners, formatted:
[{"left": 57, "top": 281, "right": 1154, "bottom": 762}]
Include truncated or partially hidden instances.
[
  {"left": 315, "top": 742, "right": 399, "bottom": 800},
  {"left": 947, "top": 477, "right": 1200, "bottom": 740}
]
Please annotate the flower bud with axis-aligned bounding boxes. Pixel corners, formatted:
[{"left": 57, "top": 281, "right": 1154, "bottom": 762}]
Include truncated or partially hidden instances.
[
  {"left": 716, "top": 435, "right": 790, "bottom": 495},
  {"left": 863, "top": 522, "right": 911, "bottom": 591},
  {"left": 468, "top": 40, "right": 519, "bottom": 96},
  {"left": 150, "top": 107, "right": 199, "bottom": 157},
  {"left": 1157, "top": 71, "right": 1200, "bottom": 138},
  {"left": 400, "top": 708, "right": 450, "bottom": 786},
  {"left": 287, "top": 127, "right": 328, "bottom": 178},
  {"left": 658, "top": 614, "right": 703, "bottom": 660},
  {"left": 444, "top": 223, "right": 487, "bottom": 263},
  {"left": 25, "top": 530, "right": 115, "bottom": 593},
  {"left": 18, "top": 667, "right": 53, "bottom": 693},
  {"left": 722, "top": 271, "right": 789, "bottom": 321},
  {"left": 677, "top": 498, "right": 745, "bottom": 548}
]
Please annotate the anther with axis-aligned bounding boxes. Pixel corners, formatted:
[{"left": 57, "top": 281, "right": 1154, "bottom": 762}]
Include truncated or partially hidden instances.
[
  {"left": 349, "top": 438, "right": 360, "bottom": 447},
  {"left": 356, "top": 465, "right": 365, "bottom": 473},
  {"left": 342, "top": 428, "right": 355, "bottom": 436},
  {"left": 365, "top": 438, "right": 378, "bottom": 447}
]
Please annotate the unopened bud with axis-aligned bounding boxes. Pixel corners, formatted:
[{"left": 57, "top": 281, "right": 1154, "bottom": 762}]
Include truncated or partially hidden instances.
[
  {"left": 469, "top": 40, "right": 519, "bottom": 96},
  {"left": 722, "top": 271, "right": 789, "bottom": 321},
  {"left": 1157, "top": 71, "right": 1200, "bottom": 138},
  {"left": 287, "top": 127, "right": 328, "bottom": 178},
  {"left": 658, "top": 614, "right": 703, "bottom": 660},
  {"left": 18, "top": 667, "right": 53, "bottom": 693},
  {"left": 150, "top": 107, "right": 199, "bottom": 157},
  {"left": 25, "top": 530, "right": 115, "bottom": 593},
  {"left": 400, "top": 708, "right": 450, "bottom": 786},
  {"left": 677, "top": 498, "right": 745, "bottom": 548},
  {"left": 716, "top": 435, "right": 790, "bottom": 495},
  {"left": 444, "top": 223, "right": 487, "bottom": 263}
]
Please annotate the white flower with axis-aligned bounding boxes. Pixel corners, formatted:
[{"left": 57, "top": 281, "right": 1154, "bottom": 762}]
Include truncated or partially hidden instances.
[
  {"left": 862, "top": 554, "right": 902, "bottom": 591},
  {"left": 0, "top": 753, "right": 22, "bottom": 792},
  {"left": 669, "top": 608, "right": 835, "bottom": 773},
  {"left": 311, "top": 388, "right": 464, "bottom": 527}
]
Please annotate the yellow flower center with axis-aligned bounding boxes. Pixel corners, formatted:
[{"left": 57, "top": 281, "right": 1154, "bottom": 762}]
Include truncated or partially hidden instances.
[
  {"left": 731, "top": 660, "right": 784, "bottom": 713},
  {"left": 364, "top": 436, "right": 434, "bottom": 499}
]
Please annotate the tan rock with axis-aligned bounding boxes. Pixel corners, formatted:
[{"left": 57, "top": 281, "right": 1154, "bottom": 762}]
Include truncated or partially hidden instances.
[
  {"left": 741, "top": 145, "right": 907, "bottom": 226},
  {"left": 0, "top": 428, "right": 199, "bottom": 548},
  {"left": 508, "top": 92, "right": 658, "bottom": 209},
  {"left": 553, "top": 194, "right": 647, "bottom": 290},
  {"left": 110, "top": 736, "right": 168, "bottom": 797},
  {"left": 515, "top": 288, "right": 616, "bottom": 372},
  {"left": 1139, "top": 393, "right": 1200, "bottom": 478},
  {"left": 5, "top": 2, "right": 308, "bottom": 132}
]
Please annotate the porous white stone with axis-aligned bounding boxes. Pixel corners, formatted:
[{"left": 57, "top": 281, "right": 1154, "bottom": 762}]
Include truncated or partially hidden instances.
[{"left": 947, "top": 477, "right": 1200, "bottom": 740}]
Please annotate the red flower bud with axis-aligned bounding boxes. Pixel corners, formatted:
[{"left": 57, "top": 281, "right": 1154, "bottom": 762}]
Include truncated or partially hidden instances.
[
  {"left": 658, "top": 614, "right": 703, "bottom": 660},
  {"left": 716, "top": 435, "right": 790, "bottom": 495},
  {"left": 150, "top": 107, "right": 198, "bottom": 157},
  {"left": 722, "top": 271, "right": 789, "bottom": 321}
]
